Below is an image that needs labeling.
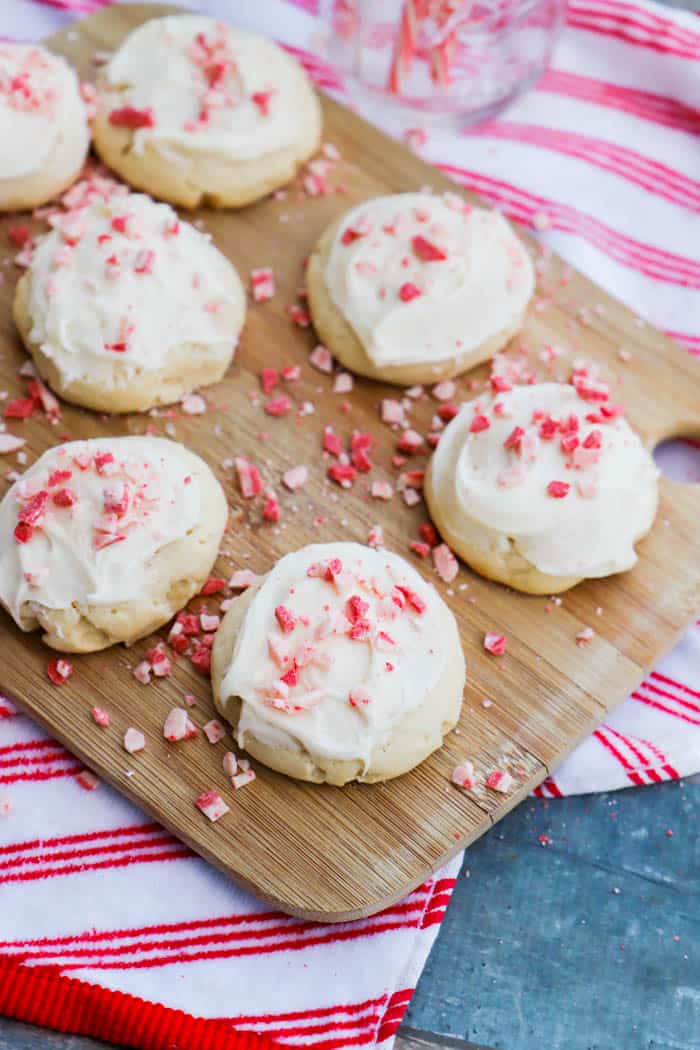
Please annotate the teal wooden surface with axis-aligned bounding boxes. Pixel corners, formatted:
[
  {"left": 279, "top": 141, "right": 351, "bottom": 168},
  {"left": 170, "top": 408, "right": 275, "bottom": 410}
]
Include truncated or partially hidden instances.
[{"left": 406, "top": 779, "right": 700, "bottom": 1050}]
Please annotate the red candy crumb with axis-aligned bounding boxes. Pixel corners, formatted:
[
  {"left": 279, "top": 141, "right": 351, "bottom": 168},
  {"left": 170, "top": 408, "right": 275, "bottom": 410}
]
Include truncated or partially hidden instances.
[
  {"left": 469, "top": 414, "right": 490, "bottom": 434},
  {"left": 201, "top": 577, "right": 227, "bottom": 596},
  {"left": 399, "top": 282, "right": 422, "bottom": 302},
  {"left": 420, "top": 522, "right": 439, "bottom": 546},
  {"left": 252, "top": 89, "right": 273, "bottom": 115},
  {"left": 260, "top": 367, "right": 278, "bottom": 394},
  {"left": 51, "top": 488, "right": 77, "bottom": 508},
  {"left": 4, "top": 398, "right": 36, "bottom": 420},
  {"left": 275, "top": 605, "right": 296, "bottom": 633},
  {"left": 484, "top": 632, "right": 507, "bottom": 655},
  {"left": 47, "top": 658, "right": 73, "bottom": 685},
  {"left": 410, "top": 540, "right": 431, "bottom": 559},
  {"left": 91, "top": 707, "right": 110, "bottom": 728},
  {"left": 289, "top": 304, "right": 310, "bottom": 327},
  {"left": 262, "top": 495, "right": 280, "bottom": 522},
  {"left": 109, "top": 106, "right": 155, "bottom": 128},
  {"left": 503, "top": 426, "right": 525, "bottom": 451},
  {"left": 397, "top": 429, "right": 424, "bottom": 454},
  {"left": 350, "top": 431, "right": 373, "bottom": 472},
  {"left": 264, "top": 394, "right": 291, "bottom": 417},
  {"left": 327, "top": 462, "right": 357, "bottom": 487},
  {"left": 437, "top": 402, "right": 458, "bottom": 423},
  {"left": 13, "top": 522, "right": 34, "bottom": 544},
  {"left": 547, "top": 480, "right": 570, "bottom": 498},
  {"left": 8, "top": 226, "right": 31, "bottom": 249},
  {"left": 411, "top": 235, "right": 447, "bottom": 262},
  {"left": 395, "top": 586, "right": 426, "bottom": 614},
  {"left": 323, "top": 426, "right": 343, "bottom": 457},
  {"left": 490, "top": 375, "right": 513, "bottom": 393}
]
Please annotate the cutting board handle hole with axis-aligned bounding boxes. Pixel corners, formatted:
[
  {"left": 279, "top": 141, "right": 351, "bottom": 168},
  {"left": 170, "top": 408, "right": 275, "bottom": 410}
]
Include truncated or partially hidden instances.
[{"left": 653, "top": 436, "right": 700, "bottom": 484}]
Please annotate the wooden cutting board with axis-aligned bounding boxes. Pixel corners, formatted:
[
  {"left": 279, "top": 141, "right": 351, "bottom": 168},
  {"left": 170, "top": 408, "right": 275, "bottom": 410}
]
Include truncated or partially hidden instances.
[{"left": 0, "top": 3, "right": 698, "bottom": 922}]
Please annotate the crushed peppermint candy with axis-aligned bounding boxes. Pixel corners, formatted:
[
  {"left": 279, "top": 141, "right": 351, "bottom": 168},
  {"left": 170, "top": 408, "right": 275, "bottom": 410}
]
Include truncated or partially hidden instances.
[
  {"left": 232, "top": 768, "right": 256, "bottom": 790},
  {"left": 91, "top": 707, "right": 110, "bottom": 728},
  {"left": 433, "top": 543, "right": 459, "bottom": 582},
  {"left": 163, "top": 707, "right": 198, "bottom": 742},
  {"left": 370, "top": 480, "right": 394, "bottom": 500},
  {"left": 451, "top": 760, "right": 477, "bottom": 790},
  {"left": 486, "top": 769, "right": 515, "bottom": 793},
  {"left": 483, "top": 632, "right": 507, "bottom": 655},
  {"left": 47, "top": 658, "right": 73, "bottom": 685},
  {"left": 368, "top": 524, "right": 384, "bottom": 548},
  {"left": 223, "top": 751, "right": 238, "bottom": 777},
  {"left": 235, "top": 456, "right": 262, "bottom": 498},
  {"left": 250, "top": 267, "right": 275, "bottom": 302},
  {"left": 181, "top": 393, "right": 207, "bottom": 415},
  {"left": 283, "top": 465, "right": 308, "bottom": 491},
  {"left": 203, "top": 719, "right": 226, "bottom": 744},
  {"left": 123, "top": 727, "right": 146, "bottom": 753},
  {"left": 576, "top": 626, "right": 595, "bottom": 646},
  {"left": 309, "top": 345, "right": 334, "bottom": 373},
  {"left": 229, "top": 569, "right": 260, "bottom": 590},
  {"left": 195, "top": 789, "right": 229, "bottom": 821},
  {"left": 75, "top": 769, "right": 100, "bottom": 791}
]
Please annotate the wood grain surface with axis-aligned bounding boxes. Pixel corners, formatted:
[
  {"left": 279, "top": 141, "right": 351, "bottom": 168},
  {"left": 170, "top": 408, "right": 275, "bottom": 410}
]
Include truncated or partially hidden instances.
[{"left": 0, "top": 2, "right": 697, "bottom": 922}]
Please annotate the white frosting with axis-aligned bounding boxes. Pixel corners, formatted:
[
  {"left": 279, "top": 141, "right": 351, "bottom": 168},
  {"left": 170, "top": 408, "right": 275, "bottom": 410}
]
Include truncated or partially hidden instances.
[
  {"left": 430, "top": 381, "right": 659, "bottom": 578},
  {"left": 0, "top": 44, "right": 87, "bottom": 179},
  {"left": 103, "top": 15, "right": 311, "bottom": 161},
  {"left": 220, "top": 543, "right": 452, "bottom": 770},
  {"left": 0, "top": 437, "right": 204, "bottom": 622},
  {"left": 324, "top": 192, "right": 534, "bottom": 367},
  {"left": 26, "top": 192, "right": 242, "bottom": 388}
]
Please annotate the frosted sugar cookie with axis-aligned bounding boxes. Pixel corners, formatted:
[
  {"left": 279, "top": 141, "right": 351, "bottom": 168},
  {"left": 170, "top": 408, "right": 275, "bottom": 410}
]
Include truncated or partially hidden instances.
[
  {"left": 0, "top": 437, "right": 227, "bottom": 652},
  {"left": 212, "top": 542, "right": 465, "bottom": 785},
  {"left": 425, "top": 380, "right": 659, "bottom": 595},
  {"left": 13, "top": 191, "right": 245, "bottom": 413},
  {"left": 93, "top": 15, "right": 322, "bottom": 208},
  {"left": 307, "top": 191, "right": 534, "bottom": 386},
  {"left": 0, "top": 44, "right": 90, "bottom": 211}
]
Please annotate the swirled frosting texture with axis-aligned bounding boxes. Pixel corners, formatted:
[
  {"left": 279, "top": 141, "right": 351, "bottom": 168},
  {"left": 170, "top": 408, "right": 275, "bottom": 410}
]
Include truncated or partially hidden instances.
[
  {"left": 25, "top": 192, "right": 242, "bottom": 388},
  {"left": 324, "top": 192, "right": 534, "bottom": 367},
  {"left": 220, "top": 543, "right": 455, "bottom": 769},
  {"left": 430, "top": 381, "right": 659, "bottom": 578},
  {"left": 0, "top": 437, "right": 204, "bottom": 622},
  {"left": 0, "top": 44, "right": 87, "bottom": 179},
  {"left": 103, "top": 15, "right": 313, "bottom": 160}
]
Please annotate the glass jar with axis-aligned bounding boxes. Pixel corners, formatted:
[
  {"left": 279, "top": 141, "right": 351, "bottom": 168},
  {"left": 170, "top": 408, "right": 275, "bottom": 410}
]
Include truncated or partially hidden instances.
[{"left": 320, "top": 0, "right": 564, "bottom": 129}]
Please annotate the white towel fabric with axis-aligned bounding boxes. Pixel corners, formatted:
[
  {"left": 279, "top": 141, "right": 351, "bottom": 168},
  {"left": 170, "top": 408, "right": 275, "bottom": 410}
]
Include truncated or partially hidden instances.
[{"left": 0, "top": 1, "right": 698, "bottom": 1047}]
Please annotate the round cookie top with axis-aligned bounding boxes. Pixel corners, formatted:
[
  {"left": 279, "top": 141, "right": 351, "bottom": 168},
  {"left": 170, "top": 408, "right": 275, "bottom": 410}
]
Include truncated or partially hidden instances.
[
  {"left": 0, "top": 43, "right": 87, "bottom": 179},
  {"left": 25, "top": 190, "right": 242, "bottom": 389},
  {"left": 431, "top": 379, "right": 659, "bottom": 578},
  {"left": 102, "top": 15, "right": 314, "bottom": 161},
  {"left": 220, "top": 542, "right": 456, "bottom": 770},
  {"left": 323, "top": 191, "right": 534, "bottom": 368},
  {"left": 0, "top": 437, "right": 208, "bottom": 622}
]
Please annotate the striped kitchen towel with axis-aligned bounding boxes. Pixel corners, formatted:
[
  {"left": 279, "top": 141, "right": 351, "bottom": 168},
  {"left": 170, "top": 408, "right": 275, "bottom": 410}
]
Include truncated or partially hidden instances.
[{"left": 0, "top": 0, "right": 699, "bottom": 1048}]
